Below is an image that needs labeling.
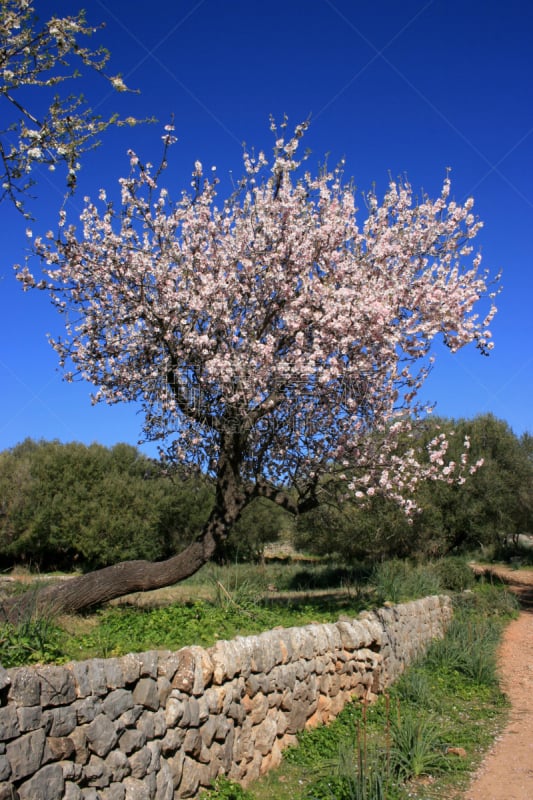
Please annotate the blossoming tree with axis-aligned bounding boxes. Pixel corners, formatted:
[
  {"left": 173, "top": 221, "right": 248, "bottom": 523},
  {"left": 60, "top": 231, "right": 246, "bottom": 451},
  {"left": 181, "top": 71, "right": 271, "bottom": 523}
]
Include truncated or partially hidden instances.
[
  {"left": 0, "top": 0, "right": 138, "bottom": 213},
  {"left": 9, "top": 119, "right": 497, "bottom": 619}
]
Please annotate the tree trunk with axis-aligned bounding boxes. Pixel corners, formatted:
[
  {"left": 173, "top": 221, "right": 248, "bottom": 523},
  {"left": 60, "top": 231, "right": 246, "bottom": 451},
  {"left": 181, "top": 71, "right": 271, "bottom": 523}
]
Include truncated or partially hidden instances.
[{"left": 1, "top": 522, "right": 219, "bottom": 625}]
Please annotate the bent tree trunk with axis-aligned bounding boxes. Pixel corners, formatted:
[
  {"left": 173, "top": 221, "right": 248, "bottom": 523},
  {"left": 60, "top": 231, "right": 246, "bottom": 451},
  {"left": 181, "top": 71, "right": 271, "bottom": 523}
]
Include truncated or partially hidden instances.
[
  {"left": 1, "top": 517, "right": 221, "bottom": 626},
  {"left": 0, "top": 449, "right": 318, "bottom": 624}
]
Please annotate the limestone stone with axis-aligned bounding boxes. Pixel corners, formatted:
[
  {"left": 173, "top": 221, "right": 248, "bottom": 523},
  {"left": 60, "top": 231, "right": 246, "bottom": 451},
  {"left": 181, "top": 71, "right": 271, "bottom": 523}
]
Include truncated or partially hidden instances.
[
  {"left": 103, "top": 688, "right": 135, "bottom": 720},
  {"left": 60, "top": 760, "right": 83, "bottom": 781},
  {"left": 118, "top": 653, "right": 142, "bottom": 685},
  {"left": 0, "top": 705, "right": 19, "bottom": 740},
  {"left": 146, "top": 740, "right": 161, "bottom": 773},
  {"left": 17, "top": 762, "right": 64, "bottom": 800},
  {"left": 156, "top": 675, "right": 172, "bottom": 707},
  {"left": 84, "top": 714, "right": 118, "bottom": 757},
  {"left": 46, "top": 735, "right": 76, "bottom": 760},
  {"left": 122, "top": 776, "right": 151, "bottom": 800},
  {"left": 137, "top": 651, "right": 159, "bottom": 678},
  {"left": 37, "top": 665, "right": 76, "bottom": 707},
  {"left": 43, "top": 705, "right": 77, "bottom": 736},
  {"left": 100, "top": 784, "right": 126, "bottom": 800},
  {"left": 17, "top": 704, "right": 43, "bottom": 731},
  {"left": 161, "top": 726, "right": 185, "bottom": 755},
  {"left": 117, "top": 705, "right": 143, "bottom": 728},
  {"left": 254, "top": 716, "right": 278, "bottom": 756},
  {"left": 7, "top": 666, "right": 40, "bottom": 705},
  {"left": 183, "top": 728, "right": 202, "bottom": 758},
  {"left": 64, "top": 782, "right": 82, "bottom": 800},
  {"left": 178, "top": 756, "right": 200, "bottom": 798},
  {"left": 133, "top": 677, "right": 159, "bottom": 710},
  {"left": 199, "top": 715, "right": 217, "bottom": 747},
  {"left": 74, "top": 696, "right": 103, "bottom": 724},
  {"left": 103, "top": 659, "right": 125, "bottom": 690},
  {"left": 0, "top": 753, "right": 11, "bottom": 781},
  {"left": 167, "top": 748, "right": 184, "bottom": 787},
  {"left": 155, "top": 760, "right": 174, "bottom": 800},
  {"left": 83, "top": 753, "right": 111, "bottom": 788},
  {"left": 6, "top": 727, "right": 45, "bottom": 781},
  {"left": 105, "top": 749, "right": 130, "bottom": 782},
  {"left": 0, "top": 783, "right": 14, "bottom": 800},
  {"left": 164, "top": 695, "right": 184, "bottom": 727},
  {"left": 129, "top": 745, "right": 152, "bottom": 778},
  {"left": 69, "top": 726, "right": 90, "bottom": 764},
  {"left": 171, "top": 646, "right": 213, "bottom": 695},
  {"left": 152, "top": 708, "right": 167, "bottom": 737},
  {"left": 119, "top": 727, "right": 146, "bottom": 755}
]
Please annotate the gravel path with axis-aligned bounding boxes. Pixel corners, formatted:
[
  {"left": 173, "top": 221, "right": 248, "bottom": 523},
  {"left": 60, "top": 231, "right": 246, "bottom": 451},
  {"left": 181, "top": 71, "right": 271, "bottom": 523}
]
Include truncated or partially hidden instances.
[{"left": 464, "top": 565, "right": 533, "bottom": 800}]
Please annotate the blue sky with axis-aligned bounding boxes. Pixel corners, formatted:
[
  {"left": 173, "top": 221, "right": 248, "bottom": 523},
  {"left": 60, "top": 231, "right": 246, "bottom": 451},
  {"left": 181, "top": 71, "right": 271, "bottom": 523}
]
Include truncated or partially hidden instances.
[{"left": 1, "top": 0, "right": 532, "bottom": 457}]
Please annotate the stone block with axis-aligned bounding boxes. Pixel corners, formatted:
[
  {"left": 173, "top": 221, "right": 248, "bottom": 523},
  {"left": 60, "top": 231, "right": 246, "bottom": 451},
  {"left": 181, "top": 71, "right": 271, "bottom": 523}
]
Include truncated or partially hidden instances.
[
  {"left": 17, "top": 762, "right": 64, "bottom": 800},
  {"left": 6, "top": 727, "right": 45, "bottom": 781},
  {"left": 43, "top": 705, "right": 77, "bottom": 736},
  {"left": 122, "top": 776, "right": 151, "bottom": 800},
  {"left": 0, "top": 753, "right": 11, "bottom": 781},
  {"left": 105, "top": 748, "right": 130, "bottom": 782},
  {"left": 46, "top": 736, "right": 76, "bottom": 761},
  {"left": 0, "top": 705, "right": 19, "bottom": 741},
  {"left": 118, "top": 654, "right": 142, "bottom": 685},
  {"left": 7, "top": 666, "right": 40, "bottom": 706},
  {"left": 64, "top": 782, "right": 82, "bottom": 800},
  {"left": 178, "top": 756, "right": 200, "bottom": 798},
  {"left": 155, "top": 760, "right": 174, "bottom": 800},
  {"left": 137, "top": 651, "right": 159, "bottom": 678},
  {"left": 84, "top": 714, "right": 118, "bottom": 757},
  {"left": 118, "top": 727, "right": 146, "bottom": 755},
  {"left": 101, "top": 784, "right": 126, "bottom": 800},
  {"left": 17, "top": 704, "right": 43, "bottom": 732},
  {"left": 171, "top": 646, "right": 213, "bottom": 695},
  {"left": 129, "top": 745, "right": 152, "bottom": 778},
  {"left": 103, "top": 688, "right": 134, "bottom": 720},
  {"left": 37, "top": 665, "right": 76, "bottom": 707},
  {"left": 74, "top": 696, "right": 102, "bottom": 724},
  {"left": 133, "top": 678, "right": 159, "bottom": 711}
]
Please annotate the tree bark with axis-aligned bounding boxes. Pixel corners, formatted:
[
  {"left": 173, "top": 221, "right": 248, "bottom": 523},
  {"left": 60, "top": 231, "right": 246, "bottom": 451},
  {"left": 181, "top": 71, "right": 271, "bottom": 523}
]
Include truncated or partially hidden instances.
[{"left": 0, "top": 523, "right": 218, "bottom": 625}]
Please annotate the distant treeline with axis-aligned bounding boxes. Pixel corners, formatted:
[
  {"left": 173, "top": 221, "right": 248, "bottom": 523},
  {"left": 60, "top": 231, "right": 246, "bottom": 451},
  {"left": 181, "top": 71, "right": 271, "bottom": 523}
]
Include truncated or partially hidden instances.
[
  {"left": 295, "top": 414, "right": 533, "bottom": 562},
  {"left": 0, "top": 414, "right": 531, "bottom": 571}
]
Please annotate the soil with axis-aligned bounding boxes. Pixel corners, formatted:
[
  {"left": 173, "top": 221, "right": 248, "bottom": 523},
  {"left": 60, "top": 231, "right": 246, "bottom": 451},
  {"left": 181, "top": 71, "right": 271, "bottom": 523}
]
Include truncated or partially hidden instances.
[{"left": 464, "top": 564, "right": 533, "bottom": 800}]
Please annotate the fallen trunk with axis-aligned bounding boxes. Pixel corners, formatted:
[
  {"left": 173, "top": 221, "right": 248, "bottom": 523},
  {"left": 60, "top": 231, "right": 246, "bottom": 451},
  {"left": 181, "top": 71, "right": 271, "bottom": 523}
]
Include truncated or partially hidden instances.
[{"left": 0, "top": 528, "right": 216, "bottom": 625}]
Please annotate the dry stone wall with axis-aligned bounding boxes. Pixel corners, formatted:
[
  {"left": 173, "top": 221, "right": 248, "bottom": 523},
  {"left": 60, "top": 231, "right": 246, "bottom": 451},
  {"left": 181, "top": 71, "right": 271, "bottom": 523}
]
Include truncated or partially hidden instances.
[{"left": 0, "top": 595, "right": 452, "bottom": 799}]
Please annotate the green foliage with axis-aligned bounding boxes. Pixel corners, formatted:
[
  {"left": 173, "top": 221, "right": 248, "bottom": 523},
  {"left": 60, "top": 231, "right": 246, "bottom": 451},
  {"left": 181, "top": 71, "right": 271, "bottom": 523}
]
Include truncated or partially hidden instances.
[
  {"left": 0, "top": 615, "right": 65, "bottom": 667},
  {"left": 200, "top": 776, "right": 255, "bottom": 799},
  {"left": 223, "top": 498, "right": 292, "bottom": 562},
  {"left": 296, "top": 414, "right": 533, "bottom": 563},
  {"left": 389, "top": 710, "right": 448, "bottom": 779},
  {"left": 454, "top": 581, "right": 520, "bottom": 617},
  {"left": 0, "top": 439, "right": 213, "bottom": 570},
  {"left": 372, "top": 560, "right": 442, "bottom": 603},
  {"left": 433, "top": 557, "right": 475, "bottom": 591},
  {"left": 424, "top": 612, "right": 501, "bottom": 686}
]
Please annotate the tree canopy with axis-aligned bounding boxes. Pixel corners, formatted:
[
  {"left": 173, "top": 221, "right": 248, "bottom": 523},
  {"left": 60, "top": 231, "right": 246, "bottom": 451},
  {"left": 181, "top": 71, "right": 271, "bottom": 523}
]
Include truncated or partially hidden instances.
[
  {"left": 0, "top": 0, "right": 140, "bottom": 212},
  {"left": 8, "top": 119, "right": 499, "bottom": 617}
]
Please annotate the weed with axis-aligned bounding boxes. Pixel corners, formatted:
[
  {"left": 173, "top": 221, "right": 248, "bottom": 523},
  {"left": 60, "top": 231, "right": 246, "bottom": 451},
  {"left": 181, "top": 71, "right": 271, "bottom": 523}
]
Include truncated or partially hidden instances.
[
  {"left": 389, "top": 708, "right": 448, "bottom": 779},
  {"left": 200, "top": 776, "right": 255, "bottom": 799},
  {"left": 0, "top": 615, "right": 65, "bottom": 667},
  {"left": 372, "top": 560, "right": 442, "bottom": 604}
]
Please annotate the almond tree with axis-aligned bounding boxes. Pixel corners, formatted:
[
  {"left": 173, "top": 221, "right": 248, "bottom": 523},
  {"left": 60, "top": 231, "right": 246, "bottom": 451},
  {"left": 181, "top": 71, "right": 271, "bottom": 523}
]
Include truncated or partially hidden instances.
[
  {"left": 1, "top": 0, "right": 139, "bottom": 213},
  {"left": 8, "top": 119, "right": 498, "bottom": 620}
]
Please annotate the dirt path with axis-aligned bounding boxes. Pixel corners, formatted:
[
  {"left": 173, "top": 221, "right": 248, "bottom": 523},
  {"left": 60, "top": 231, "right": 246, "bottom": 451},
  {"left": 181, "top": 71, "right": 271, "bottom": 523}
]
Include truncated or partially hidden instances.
[{"left": 464, "top": 565, "right": 533, "bottom": 800}]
